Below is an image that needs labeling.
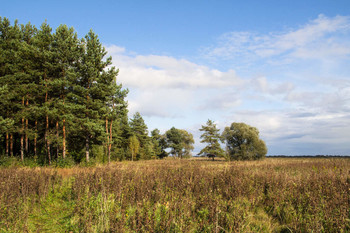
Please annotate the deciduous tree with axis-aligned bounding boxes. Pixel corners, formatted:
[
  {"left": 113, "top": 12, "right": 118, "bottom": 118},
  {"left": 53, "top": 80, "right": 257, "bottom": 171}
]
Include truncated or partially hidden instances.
[
  {"left": 222, "top": 122, "right": 267, "bottom": 160},
  {"left": 166, "top": 127, "right": 194, "bottom": 158}
]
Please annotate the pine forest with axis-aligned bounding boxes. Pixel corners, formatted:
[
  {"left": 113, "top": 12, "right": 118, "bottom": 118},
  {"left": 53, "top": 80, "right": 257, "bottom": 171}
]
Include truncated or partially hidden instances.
[{"left": 0, "top": 17, "right": 174, "bottom": 165}]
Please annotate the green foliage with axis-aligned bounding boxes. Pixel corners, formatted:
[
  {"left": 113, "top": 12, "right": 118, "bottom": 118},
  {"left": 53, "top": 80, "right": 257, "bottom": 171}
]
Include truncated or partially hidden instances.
[
  {"left": 151, "top": 129, "right": 168, "bottom": 158},
  {"left": 55, "top": 156, "right": 76, "bottom": 168},
  {"left": 0, "top": 17, "right": 129, "bottom": 163},
  {"left": 198, "top": 119, "right": 225, "bottom": 158},
  {"left": 179, "top": 129, "right": 194, "bottom": 158},
  {"left": 129, "top": 112, "right": 149, "bottom": 146},
  {"left": 222, "top": 122, "right": 267, "bottom": 160},
  {"left": 128, "top": 135, "right": 140, "bottom": 161},
  {"left": 165, "top": 127, "right": 195, "bottom": 158},
  {"left": 28, "top": 179, "right": 78, "bottom": 232}
]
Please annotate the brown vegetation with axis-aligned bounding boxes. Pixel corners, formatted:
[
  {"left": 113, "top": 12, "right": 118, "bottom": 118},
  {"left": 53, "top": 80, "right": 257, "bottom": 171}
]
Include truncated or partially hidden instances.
[{"left": 0, "top": 157, "right": 349, "bottom": 232}]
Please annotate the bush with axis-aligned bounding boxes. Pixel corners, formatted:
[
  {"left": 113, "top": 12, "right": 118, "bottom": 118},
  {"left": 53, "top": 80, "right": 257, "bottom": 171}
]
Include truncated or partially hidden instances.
[{"left": 55, "top": 156, "right": 76, "bottom": 168}]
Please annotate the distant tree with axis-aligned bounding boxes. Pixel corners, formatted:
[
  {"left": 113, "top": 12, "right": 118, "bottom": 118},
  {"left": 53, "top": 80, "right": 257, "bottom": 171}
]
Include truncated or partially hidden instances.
[
  {"left": 179, "top": 129, "right": 194, "bottom": 158},
  {"left": 151, "top": 129, "right": 168, "bottom": 158},
  {"left": 198, "top": 119, "right": 225, "bottom": 160},
  {"left": 222, "top": 122, "right": 267, "bottom": 160},
  {"left": 128, "top": 135, "right": 139, "bottom": 161},
  {"left": 129, "top": 112, "right": 149, "bottom": 147},
  {"left": 129, "top": 112, "right": 152, "bottom": 159},
  {"left": 166, "top": 127, "right": 194, "bottom": 158},
  {"left": 166, "top": 127, "right": 182, "bottom": 158}
]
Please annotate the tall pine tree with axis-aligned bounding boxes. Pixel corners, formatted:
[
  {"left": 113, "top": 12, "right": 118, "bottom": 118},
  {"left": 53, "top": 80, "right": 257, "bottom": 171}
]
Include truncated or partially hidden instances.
[{"left": 198, "top": 119, "right": 225, "bottom": 159}]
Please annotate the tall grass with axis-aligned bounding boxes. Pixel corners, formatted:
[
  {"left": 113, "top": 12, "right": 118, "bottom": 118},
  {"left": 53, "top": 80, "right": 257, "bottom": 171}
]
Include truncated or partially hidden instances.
[{"left": 0, "top": 158, "right": 349, "bottom": 232}]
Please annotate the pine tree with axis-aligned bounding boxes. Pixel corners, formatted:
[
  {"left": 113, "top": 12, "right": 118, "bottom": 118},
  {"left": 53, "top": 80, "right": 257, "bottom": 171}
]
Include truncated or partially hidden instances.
[
  {"left": 18, "top": 22, "right": 38, "bottom": 158},
  {"left": 130, "top": 112, "right": 149, "bottom": 145},
  {"left": 0, "top": 18, "right": 23, "bottom": 158},
  {"left": 73, "top": 30, "right": 121, "bottom": 162},
  {"left": 0, "top": 18, "right": 18, "bottom": 156},
  {"left": 1, "top": 18, "right": 130, "bottom": 164},
  {"left": 151, "top": 129, "right": 168, "bottom": 158},
  {"left": 198, "top": 119, "right": 225, "bottom": 159},
  {"left": 33, "top": 21, "right": 54, "bottom": 164},
  {"left": 51, "top": 24, "right": 81, "bottom": 161}
]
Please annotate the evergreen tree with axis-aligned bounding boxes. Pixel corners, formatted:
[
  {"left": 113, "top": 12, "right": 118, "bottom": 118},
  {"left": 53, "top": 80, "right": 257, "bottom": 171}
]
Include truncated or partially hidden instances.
[
  {"left": 113, "top": 113, "right": 132, "bottom": 161},
  {"left": 0, "top": 18, "right": 17, "bottom": 155},
  {"left": 198, "top": 119, "right": 225, "bottom": 160},
  {"left": 1, "top": 18, "right": 130, "bottom": 164},
  {"left": 130, "top": 112, "right": 149, "bottom": 146},
  {"left": 33, "top": 21, "right": 54, "bottom": 163},
  {"left": 129, "top": 112, "right": 151, "bottom": 159},
  {"left": 18, "top": 22, "right": 38, "bottom": 159},
  {"left": 73, "top": 30, "right": 122, "bottom": 162},
  {"left": 0, "top": 18, "right": 22, "bottom": 158},
  {"left": 51, "top": 24, "right": 81, "bottom": 162},
  {"left": 151, "top": 129, "right": 168, "bottom": 158}
]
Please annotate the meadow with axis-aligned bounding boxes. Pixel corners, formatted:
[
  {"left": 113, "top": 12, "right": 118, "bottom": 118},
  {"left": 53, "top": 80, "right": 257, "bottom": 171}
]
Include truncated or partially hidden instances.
[{"left": 0, "top": 157, "right": 349, "bottom": 232}]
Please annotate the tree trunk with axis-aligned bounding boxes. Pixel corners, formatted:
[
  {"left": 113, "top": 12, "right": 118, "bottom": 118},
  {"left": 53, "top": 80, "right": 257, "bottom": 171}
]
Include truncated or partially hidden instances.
[
  {"left": 21, "top": 97, "right": 24, "bottom": 161},
  {"left": 85, "top": 83, "right": 90, "bottom": 163},
  {"left": 46, "top": 115, "right": 51, "bottom": 165},
  {"left": 45, "top": 71, "right": 51, "bottom": 164},
  {"left": 62, "top": 119, "right": 66, "bottom": 159},
  {"left": 20, "top": 134, "right": 24, "bottom": 162},
  {"left": 10, "top": 134, "right": 13, "bottom": 157},
  {"left": 108, "top": 119, "right": 113, "bottom": 164},
  {"left": 34, "top": 121, "right": 37, "bottom": 157},
  {"left": 86, "top": 135, "right": 90, "bottom": 162},
  {"left": 25, "top": 98, "right": 29, "bottom": 153},
  {"left": 105, "top": 117, "right": 109, "bottom": 162},
  {"left": 108, "top": 101, "right": 115, "bottom": 164},
  {"left": 62, "top": 95, "right": 66, "bottom": 159},
  {"left": 6, "top": 133, "right": 9, "bottom": 156},
  {"left": 56, "top": 121, "right": 59, "bottom": 158}
]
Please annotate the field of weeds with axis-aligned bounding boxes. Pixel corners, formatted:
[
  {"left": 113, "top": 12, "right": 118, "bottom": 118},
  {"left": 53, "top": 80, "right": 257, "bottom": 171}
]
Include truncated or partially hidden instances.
[{"left": 0, "top": 157, "right": 349, "bottom": 232}]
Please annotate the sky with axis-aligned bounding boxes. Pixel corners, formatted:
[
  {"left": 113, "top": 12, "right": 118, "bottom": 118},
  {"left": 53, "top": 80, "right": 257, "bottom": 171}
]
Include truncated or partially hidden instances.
[{"left": 2, "top": 0, "right": 350, "bottom": 155}]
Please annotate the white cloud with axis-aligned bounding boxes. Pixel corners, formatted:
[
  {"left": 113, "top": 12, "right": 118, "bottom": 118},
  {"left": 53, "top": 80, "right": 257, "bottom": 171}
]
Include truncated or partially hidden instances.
[
  {"left": 106, "top": 45, "right": 126, "bottom": 54},
  {"left": 203, "top": 14, "right": 350, "bottom": 62},
  {"left": 252, "top": 76, "right": 295, "bottom": 95},
  {"left": 106, "top": 46, "right": 244, "bottom": 90},
  {"left": 106, "top": 45, "right": 246, "bottom": 118}
]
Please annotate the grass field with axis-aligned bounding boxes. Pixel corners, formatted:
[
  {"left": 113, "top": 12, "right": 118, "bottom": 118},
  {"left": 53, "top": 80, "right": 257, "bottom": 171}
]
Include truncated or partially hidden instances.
[{"left": 0, "top": 157, "right": 349, "bottom": 232}]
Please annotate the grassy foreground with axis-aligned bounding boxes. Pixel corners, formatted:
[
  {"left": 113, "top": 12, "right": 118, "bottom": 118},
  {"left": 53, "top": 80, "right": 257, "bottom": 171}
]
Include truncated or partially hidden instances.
[{"left": 0, "top": 158, "right": 349, "bottom": 232}]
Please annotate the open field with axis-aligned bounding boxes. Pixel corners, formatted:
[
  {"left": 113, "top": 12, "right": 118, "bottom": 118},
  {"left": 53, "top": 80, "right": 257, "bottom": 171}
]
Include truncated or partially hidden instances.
[{"left": 0, "top": 157, "right": 349, "bottom": 232}]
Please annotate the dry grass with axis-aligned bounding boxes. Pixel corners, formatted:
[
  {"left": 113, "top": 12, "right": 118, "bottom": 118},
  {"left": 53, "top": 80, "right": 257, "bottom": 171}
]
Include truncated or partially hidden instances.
[{"left": 0, "top": 157, "right": 349, "bottom": 232}]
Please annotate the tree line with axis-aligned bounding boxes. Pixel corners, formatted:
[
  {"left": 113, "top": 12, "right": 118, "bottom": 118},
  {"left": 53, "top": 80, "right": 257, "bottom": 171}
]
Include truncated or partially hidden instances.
[
  {"left": 0, "top": 17, "right": 198, "bottom": 165},
  {"left": 0, "top": 17, "right": 267, "bottom": 165}
]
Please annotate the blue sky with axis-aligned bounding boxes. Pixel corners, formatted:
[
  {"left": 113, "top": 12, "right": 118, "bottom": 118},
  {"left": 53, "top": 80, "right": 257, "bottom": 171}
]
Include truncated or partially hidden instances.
[{"left": 2, "top": 0, "right": 350, "bottom": 155}]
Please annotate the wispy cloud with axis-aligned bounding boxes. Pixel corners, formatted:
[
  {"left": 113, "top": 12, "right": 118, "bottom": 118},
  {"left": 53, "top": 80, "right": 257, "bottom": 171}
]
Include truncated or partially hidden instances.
[{"left": 203, "top": 14, "right": 350, "bottom": 62}]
